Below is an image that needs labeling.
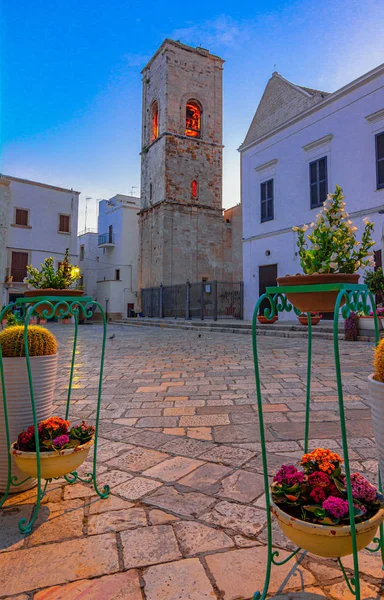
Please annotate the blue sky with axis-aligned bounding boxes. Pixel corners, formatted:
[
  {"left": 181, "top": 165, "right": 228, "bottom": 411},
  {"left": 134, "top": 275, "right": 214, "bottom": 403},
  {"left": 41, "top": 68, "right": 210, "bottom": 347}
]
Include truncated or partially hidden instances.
[{"left": 1, "top": 0, "right": 384, "bottom": 230}]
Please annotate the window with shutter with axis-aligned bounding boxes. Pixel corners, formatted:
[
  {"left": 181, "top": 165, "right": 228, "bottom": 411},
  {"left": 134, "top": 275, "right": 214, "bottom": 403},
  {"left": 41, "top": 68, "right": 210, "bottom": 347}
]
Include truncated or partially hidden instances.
[
  {"left": 11, "top": 252, "right": 29, "bottom": 282},
  {"left": 15, "top": 208, "right": 29, "bottom": 226},
  {"left": 376, "top": 132, "right": 384, "bottom": 190},
  {"left": 260, "top": 179, "right": 274, "bottom": 223},
  {"left": 59, "top": 214, "right": 70, "bottom": 233},
  {"left": 309, "top": 156, "right": 328, "bottom": 208}
]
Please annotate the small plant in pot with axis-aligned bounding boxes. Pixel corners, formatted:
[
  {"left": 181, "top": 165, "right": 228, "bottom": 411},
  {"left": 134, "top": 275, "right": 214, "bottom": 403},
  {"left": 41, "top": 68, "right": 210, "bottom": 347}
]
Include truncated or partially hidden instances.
[
  {"left": 277, "top": 186, "right": 375, "bottom": 312},
  {"left": 297, "top": 312, "right": 322, "bottom": 326},
  {"left": 271, "top": 448, "right": 384, "bottom": 557},
  {"left": 257, "top": 314, "right": 278, "bottom": 324},
  {"left": 356, "top": 307, "right": 384, "bottom": 334},
  {"left": 0, "top": 326, "right": 58, "bottom": 492},
  {"left": 24, "top": 249, "right": 82, "bottom": 316},
  {"left": 11, "top": 417, "right": 95, "bottom": 480},
  {"left": 367, "top": 340, "right": 384, "bottom": 483}
]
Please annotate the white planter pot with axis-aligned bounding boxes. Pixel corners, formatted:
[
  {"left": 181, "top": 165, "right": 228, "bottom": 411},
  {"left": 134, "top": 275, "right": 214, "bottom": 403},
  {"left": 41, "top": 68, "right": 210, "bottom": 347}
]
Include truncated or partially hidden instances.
[
  {"left": 0, "top": 354, "right": 58, "bottom": 492},
  {"left": 356, "top": 316, "right": 384, "bottom": 332},
  {"left": 367, "top": 373, "right": 384, "bottom": 483}
]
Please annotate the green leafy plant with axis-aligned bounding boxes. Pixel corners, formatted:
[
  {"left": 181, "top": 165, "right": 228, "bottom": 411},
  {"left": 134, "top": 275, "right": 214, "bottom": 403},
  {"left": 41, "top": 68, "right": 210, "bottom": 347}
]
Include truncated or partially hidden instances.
[
  {"left": 293, "top": 186, "right": 375, "bottom": 275},
  {"left": 26, "top": 249, "right": 81, "bottom": 290},
  {"left": 364, "top": 267, "right": 384, "bottom": 295},
  {"left": 6, "top": 312, "right": 23, "bottom": 327}
]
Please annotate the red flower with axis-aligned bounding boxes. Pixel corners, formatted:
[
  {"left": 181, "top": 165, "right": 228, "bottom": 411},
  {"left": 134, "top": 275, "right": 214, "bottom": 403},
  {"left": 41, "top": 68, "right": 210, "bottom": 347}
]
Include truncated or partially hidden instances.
[{"left": 310, "top": 487, "right": 327, "bottom": 503}]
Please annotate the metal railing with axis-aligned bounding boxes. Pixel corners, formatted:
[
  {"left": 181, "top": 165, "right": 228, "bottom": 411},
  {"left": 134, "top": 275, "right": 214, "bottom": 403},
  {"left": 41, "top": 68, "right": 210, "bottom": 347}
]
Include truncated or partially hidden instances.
[
  {"left": 98, "top": 232, "right": 115, "bottom": 246},
  {"left": 141, "top": 280, "right": 244, "bottom": 320}
]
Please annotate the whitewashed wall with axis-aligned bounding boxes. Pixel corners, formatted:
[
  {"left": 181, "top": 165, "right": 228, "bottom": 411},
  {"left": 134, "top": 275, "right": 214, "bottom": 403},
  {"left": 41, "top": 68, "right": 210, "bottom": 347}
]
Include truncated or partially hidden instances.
[{"left": 241, "top": 69, "right": 384, "bottom": 320}]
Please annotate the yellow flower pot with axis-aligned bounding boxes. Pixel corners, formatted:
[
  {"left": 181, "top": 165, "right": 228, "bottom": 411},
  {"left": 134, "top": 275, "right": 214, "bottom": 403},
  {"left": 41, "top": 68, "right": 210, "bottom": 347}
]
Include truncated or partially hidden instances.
[
  {"left": 10, "top": 439, "right": 93, "bottom": 480},
  {"left": 272, "top": 501, "right": 384, "bottom": 558}
]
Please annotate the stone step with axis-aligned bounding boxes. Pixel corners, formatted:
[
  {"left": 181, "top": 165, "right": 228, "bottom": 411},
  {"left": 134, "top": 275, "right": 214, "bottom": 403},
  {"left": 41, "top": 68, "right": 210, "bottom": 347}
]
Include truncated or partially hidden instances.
[{"left": 113, "top": 318, "right": 350, "bottom": 340}]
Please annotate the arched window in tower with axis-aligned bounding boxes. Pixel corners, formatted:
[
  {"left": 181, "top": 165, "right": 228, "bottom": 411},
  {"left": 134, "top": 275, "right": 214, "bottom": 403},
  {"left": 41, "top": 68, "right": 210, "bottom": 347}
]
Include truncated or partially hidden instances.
[
  {"left": 151, "top": 101, "right": 159, "bottom": 142},
  {"left": 191, "top": 180, "right": 198, "bottom": 200},
  {"left": 185, "top": 101, "right": 201, "bottom": 138}
]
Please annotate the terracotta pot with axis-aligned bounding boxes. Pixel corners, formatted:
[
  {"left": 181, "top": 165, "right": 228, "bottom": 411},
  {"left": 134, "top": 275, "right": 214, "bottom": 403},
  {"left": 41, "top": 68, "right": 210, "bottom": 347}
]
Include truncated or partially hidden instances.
[
  {"left": 276, "top": 273, "right": 359, "bottom": 313},
  {"left": 24, "top": 289, "right": 83, "bottom": 317},
  {"left": 258, "top": 315, "right": 278, "bottom": 324},
  {"left": 272, "top": 501, "right": 384, "bottom": 558},
  {"left": 298, "top": 316, "right": 321, "bottom": 326}
]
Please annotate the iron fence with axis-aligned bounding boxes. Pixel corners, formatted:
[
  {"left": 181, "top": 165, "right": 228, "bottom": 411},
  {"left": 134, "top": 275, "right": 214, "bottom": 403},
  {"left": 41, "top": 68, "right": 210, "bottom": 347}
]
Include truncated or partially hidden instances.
[{"left": 141, "top": 280, "right": 243, "bottom": 320}]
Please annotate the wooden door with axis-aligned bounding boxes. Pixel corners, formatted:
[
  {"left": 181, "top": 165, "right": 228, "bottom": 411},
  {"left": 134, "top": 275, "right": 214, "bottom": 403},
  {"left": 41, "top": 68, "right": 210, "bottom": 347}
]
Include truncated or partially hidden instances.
[{"left": 258, "top": 264, "right": 277, "bottom": 315}]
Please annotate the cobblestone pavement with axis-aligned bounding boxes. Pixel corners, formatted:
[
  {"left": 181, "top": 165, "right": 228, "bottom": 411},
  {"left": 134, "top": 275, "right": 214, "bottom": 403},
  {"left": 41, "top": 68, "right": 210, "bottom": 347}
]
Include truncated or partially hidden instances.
[{"left": 1, "top": 324, "right": 383, "bottom": 599}]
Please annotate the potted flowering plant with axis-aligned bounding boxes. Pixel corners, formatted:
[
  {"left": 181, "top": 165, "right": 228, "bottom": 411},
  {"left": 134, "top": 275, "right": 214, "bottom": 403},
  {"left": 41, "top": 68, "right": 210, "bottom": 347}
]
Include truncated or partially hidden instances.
[
  {"left": 297, "top": 312, "right": 322, "bottom": 326},
  {"left": 356, "top": 307, "right": 384, "bottom": 334},
  {"left": 277, "top": 186, "right": 375, "bottom": 312},
  {"left": 10, "top": 416, "right": 95, "bottom": 480},
  {"left": 367, "top": 339, "right": 384, "bottom": 483},
  {"left": 271, "top": 448, "right": 384, "bottom": 557},
  {"left": 24, "top": 249, "right": 82, "bottom": 316}
]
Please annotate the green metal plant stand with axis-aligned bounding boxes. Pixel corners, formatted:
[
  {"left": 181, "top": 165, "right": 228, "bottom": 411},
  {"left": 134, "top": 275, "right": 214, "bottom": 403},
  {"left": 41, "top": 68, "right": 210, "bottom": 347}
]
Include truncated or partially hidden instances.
[
  {"left": 0, "top": 295, "right": 109, "bottom": 534},
  {"left": 251, "top": 283, "right": 384, "bottom": 599}
]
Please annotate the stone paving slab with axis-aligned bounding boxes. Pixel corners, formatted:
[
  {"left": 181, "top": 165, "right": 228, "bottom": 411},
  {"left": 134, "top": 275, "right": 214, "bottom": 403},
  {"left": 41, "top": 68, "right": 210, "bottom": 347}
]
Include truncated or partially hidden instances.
[{"left": 1, "top": 324, "right": 383, "bottom": 599}]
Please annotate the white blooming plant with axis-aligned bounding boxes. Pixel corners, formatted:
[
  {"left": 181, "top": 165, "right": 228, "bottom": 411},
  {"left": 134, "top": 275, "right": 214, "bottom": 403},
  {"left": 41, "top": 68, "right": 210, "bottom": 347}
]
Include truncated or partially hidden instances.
[{"left": 293, "top": 186, "right": 375, "bottom": 275}]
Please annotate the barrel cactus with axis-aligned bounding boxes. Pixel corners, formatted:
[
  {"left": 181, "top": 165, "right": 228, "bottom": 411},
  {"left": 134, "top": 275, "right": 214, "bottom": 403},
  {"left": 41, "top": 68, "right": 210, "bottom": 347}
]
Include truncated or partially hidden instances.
[
  {"left": 373, "top": 338, "right": 384, "bottom": 383},
  {"left": 0, "top": 326, "right": 57, "bottom": 357}
]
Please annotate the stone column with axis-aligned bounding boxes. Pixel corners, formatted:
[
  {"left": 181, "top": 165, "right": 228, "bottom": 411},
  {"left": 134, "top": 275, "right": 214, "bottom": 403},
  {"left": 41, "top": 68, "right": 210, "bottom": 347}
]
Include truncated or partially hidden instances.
[{"left": 0, "top": 177, "right": 11, "bottom": 306}]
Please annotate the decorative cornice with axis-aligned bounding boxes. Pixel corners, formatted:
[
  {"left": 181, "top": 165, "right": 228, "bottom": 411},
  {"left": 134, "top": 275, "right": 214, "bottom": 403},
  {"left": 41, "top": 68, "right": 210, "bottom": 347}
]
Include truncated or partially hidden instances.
[
  {"left": 302, "top": 134, "right": 333, "bottom": 152},
  {"left": 255, "top": 159, "right": 278, "bottom": 172},
  {"left": 365, "top": 108, "right": 384, "bottom": 124}
]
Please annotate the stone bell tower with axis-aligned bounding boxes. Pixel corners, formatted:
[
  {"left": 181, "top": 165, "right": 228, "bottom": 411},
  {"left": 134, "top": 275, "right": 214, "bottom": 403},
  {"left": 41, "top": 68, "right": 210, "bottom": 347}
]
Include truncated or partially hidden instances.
[{"left": 138, "top": 39, "right": 225, "bottom": 289}]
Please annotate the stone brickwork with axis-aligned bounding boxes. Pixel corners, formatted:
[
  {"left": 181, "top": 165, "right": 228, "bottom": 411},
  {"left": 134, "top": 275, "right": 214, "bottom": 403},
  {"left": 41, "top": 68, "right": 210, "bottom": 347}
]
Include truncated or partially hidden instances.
[
  {"left": 139, "top": 39, "right": 241, "bottom": 291},
  {"left": 223, "top": 204, "right": 242, "bottom": 280}
]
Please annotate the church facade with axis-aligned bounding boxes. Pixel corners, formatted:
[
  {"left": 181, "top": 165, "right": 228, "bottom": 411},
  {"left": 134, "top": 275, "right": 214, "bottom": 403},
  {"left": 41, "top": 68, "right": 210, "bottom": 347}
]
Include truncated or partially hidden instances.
[{"left": 138, "top": 39, "right": 241, "bottom": 292}]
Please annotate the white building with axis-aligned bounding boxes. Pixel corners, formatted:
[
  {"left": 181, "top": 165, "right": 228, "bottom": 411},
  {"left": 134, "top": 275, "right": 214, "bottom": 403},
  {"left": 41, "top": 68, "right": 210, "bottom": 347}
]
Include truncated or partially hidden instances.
[
  {"left": 239, "top": 64, "right": 384, "bottom": 320},
  {"left": 0, "top": 174, "right": 80, "bottom": 306},
  {"left": 79, "top": 194, "right": 140, "bottom": 319}
]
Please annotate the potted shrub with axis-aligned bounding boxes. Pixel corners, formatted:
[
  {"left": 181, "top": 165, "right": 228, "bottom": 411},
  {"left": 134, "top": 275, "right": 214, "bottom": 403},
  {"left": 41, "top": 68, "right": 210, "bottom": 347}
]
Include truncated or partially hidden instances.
[
  {"left": 24, "top": 249, "right": 82, "bottom": 316},
  {"left": 298, "top": 312, "right": 322, "bottom": 326},
  {"left": 10, "top": 417, "right": 95, "bottom": 480},
  {"left": 356, "top": 307, "right": 384, "bottom": 335},
  {"left": 0, "top": 326, "right": 58, "bottom": 492},
  {"left": 257, "top": 315, "right": 278, "bottom": 324},
  {"left": 367, "top": 339, "right": 384, "bottom": 482},
  {"left": 271, "top": 448, "right": 384, "bottom": 557},
  {"left": 277, "top": 186, "right": 375, "bottom": 312}
]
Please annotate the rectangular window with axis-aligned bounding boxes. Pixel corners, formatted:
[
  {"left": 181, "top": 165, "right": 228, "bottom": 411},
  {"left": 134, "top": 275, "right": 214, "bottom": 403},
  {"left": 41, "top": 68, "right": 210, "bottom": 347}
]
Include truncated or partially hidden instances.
[
  {"left": 11, "top": 251, "right": 29, "bottom": 282},
  {"left": 310, "top": 156, "right": 328, "bottom": 208},
  {"left": 15, "top": 208, "right": 29, "bottom": 227},
  {"left": 376, "top": 132, "right": 384, "bottom": 190},
  {"left": 115, "top": 269, "right": 120, "bottom": 281},
  {"left": 260, "top": 179, "right": 274, "bottom": 222},
  {"left": 80, "top": 245, "right": 84, "bottom": 261},
  {"left": 59, "top": 214, "right": 70, "bottom": 233}
]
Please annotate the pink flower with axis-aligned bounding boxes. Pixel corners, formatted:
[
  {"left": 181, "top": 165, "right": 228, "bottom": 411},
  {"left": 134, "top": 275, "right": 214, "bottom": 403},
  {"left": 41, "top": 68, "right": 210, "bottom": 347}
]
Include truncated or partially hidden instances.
[
  {"left": 350, "top": 473, "right": 377, "bottom": 503},
  {"left": 322, "top": 496, "right": 349, "bottom": 519},
  {"left": 273, "top": 465, "right": 304, "bottom": 486},
  {"left": 52, "top": 434, "right": 70, "bottom": 449}
]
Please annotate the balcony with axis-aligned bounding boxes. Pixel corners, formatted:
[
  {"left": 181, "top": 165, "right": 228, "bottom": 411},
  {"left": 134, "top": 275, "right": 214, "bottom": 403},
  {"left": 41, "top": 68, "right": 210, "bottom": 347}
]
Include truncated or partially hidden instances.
[{"left": 98, "top": 232, "right": 115, "bottom": 247}]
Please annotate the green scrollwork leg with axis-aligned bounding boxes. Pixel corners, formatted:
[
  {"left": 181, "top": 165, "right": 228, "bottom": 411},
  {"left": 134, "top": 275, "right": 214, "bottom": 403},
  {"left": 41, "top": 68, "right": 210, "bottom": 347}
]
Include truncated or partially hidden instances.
[
  {"left": 18, "top": 478, "right": 49, "bottom": 534},
  {"left": 65, "top": 312, "right": 79, "bottom": 420},
  {"left": 86, "top": 302, "right": 109, "bottom": 500},
  {"left": 334, "top": 291, "right": 361, "bottom": 600},
  {"left": 251, "top": 294, "right": 275, "bottom": 600},
  {"left": 304, "top": 313, "right": 312, "bottom": 453}
]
